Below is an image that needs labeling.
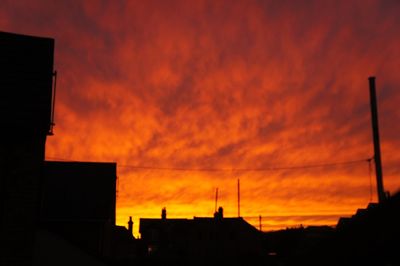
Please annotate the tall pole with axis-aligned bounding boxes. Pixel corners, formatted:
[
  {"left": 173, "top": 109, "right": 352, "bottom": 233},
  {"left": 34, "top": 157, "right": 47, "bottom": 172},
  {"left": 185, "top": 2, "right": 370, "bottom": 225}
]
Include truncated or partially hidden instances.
[
  {"left": 237, "top": 179, "right": 240, "bottom": 217},
  {"left": 368, "top": 77, "right": 386, "bottom": 203},
  {"left": 215, "top": 188, "right": 218, "bottom": 213}
]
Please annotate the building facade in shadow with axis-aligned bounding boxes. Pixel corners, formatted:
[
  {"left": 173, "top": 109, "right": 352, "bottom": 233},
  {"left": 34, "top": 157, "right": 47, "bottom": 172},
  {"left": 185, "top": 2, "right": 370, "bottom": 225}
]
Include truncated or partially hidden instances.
[
  {"left": 0, "top": 31, "right": 55, "bottom": 265},
  {"left": 139, "top": 208, "right": 264, "bottom": 265},
  {"left": 40, "top": 161, "right": 117, "bottom": 257},
  {"left": 0, "top": 31, "right": 143, "bottom": 266}
]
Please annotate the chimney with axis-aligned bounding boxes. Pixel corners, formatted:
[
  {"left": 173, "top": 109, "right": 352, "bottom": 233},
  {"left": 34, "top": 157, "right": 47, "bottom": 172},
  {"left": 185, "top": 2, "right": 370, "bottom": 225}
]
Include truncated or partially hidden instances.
[
  {"left": 218, "top": 206, "right": 223, "bottom": 219},
  {"left": 128, "top": 216, "right": 133, "bottom": 235},
  {"left": 368, "top": 77, "right": 386, "bottom": 203},
  {"left": 214, "top": 206, "right": 224, "bottom": 220},
  {"left": 161, "top": 207, "right": 167, "bottom": 220}
]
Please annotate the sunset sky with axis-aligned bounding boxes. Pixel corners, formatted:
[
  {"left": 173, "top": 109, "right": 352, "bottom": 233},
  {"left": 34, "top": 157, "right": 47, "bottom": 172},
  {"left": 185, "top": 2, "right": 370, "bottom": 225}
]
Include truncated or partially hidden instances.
[{"left": 2, "top": 0, "right": 399, "bottom": 235}]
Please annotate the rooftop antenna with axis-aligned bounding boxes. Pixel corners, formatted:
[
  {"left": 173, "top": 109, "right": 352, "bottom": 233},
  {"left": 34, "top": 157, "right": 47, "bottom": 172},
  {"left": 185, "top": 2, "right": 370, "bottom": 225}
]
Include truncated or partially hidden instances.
[
  {"left": 237, "top": 179, "right": 241, "bottom": 217},
  {"left": 214, "top": 188, "right": 219, "bottom": 213},
  {"left": 368, "top": 77, "right": 386, "bottom": 203}
]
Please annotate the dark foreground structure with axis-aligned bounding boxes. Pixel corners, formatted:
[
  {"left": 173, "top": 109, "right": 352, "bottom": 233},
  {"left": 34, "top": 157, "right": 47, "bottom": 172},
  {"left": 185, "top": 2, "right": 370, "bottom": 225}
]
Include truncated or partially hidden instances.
[
  {"left": 331, "top": 193, "right": 400, "bottom": 266},
  {"left": 139, "top": 208, "right": 265, "bottom": 265},
  {"left": 0, "top": 31, "right": 55, "bottom": 265},
  {"left": 38, "top": 161, "right": 117, "bottom": 260},
  {"left": 0, "top": 31, "right": 140, "bottom": 266},
  {"left": 263, "top": 193, "right": 400, "bottom": 266}
]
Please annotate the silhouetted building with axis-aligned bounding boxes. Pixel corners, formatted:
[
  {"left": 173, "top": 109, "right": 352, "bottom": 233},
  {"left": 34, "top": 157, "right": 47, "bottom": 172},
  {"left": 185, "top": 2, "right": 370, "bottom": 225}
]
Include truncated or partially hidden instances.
[
  {"left": 40, "top": 161, "right": 117, "bottom": 257},
  {"left": 139, "top": 212, "right": 263, "bottom": 265},
  {"left": 279, "top": 194, "right": 400, "bottom": 266},
  {"left": 41, "top": 161, "right": 116, "bottom": 223},
  {"left": 34, "top": 230, "right": 107, "bottom": 266},
  {"left": 0, "top": 31, "right": 144, "bottom": 265},
  {"left": 111, "top": 225, "right": 147, "bottom": 263},
  {"left": 331, "top": 193, "right": 400, "bottom": 265},
  {"left": 0, "top": 31, "right": 55, "bottom": 265},
  {"left": 263, "top": 225, "right": 335, "bottom": 265}
]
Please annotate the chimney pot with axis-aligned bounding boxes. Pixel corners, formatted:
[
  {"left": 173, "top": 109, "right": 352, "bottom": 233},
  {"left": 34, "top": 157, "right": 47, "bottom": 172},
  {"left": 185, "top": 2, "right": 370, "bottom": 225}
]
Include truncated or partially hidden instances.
[
  {"left": 128, "top": 216, "right": 133, "bottom": 235},
  {"left": 161, "top": 207, "right": 167, "bottom": 220}
]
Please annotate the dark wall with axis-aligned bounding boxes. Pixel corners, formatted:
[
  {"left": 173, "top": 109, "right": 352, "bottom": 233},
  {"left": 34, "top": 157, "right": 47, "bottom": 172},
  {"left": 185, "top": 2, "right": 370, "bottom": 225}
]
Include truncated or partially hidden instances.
[
  {"left": 41, "top": 161, "right": 117, "bottom": 257},
  {"left": 42, "top": 161, "right": 117, "bottom": 224},
  {"left": 0, "top": 31, "right": 54, "bottom": 135},
  {"left": 0, "top": 31, "right": 54, "bottom": 265}
]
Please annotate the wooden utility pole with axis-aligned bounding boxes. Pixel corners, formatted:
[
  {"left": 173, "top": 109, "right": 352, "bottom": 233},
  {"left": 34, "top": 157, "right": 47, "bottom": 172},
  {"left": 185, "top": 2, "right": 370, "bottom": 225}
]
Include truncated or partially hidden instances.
[{"left": 368, "top": 77, "right": 386, "bottom": 203}]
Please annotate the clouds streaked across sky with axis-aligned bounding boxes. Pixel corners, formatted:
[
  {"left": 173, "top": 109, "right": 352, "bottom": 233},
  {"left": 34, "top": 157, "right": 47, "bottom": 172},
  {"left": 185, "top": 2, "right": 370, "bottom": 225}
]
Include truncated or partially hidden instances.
[{"left": 2, "top": 0, "right": 399, "bottom": 234}]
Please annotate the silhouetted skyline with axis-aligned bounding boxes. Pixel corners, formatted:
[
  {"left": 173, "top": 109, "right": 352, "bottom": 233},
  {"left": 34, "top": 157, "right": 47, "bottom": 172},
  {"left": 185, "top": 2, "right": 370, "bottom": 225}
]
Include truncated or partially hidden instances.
[
  {"left": 1, "top": 0, "right": 399, "bottom": 233},
  {"left": 1, "top": 28, "right": 399, "bottom": 266}
]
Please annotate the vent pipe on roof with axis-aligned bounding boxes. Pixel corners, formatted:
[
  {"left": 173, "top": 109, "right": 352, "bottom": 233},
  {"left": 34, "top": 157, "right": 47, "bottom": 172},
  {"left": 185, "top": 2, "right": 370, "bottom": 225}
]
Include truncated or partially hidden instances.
[
  {"left": 128, "top": 216, "right": 133, "bottom": 235},
  {"left": 218, "top": 206, "right": 223, "bottom": 218}
]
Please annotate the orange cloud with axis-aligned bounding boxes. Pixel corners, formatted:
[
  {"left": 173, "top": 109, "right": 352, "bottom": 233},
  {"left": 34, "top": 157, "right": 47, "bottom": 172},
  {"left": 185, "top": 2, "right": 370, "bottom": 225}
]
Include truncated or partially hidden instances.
[{"left": 2, "top": 0, "right": 399, "bottom": 235}]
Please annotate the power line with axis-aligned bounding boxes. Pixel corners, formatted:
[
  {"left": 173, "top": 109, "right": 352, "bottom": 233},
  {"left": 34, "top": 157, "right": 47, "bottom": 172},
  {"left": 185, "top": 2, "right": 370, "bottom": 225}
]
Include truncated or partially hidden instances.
[
  {"left": 45, "top": 156, "right": 372, "bottom": 172},
  {"left": 117, "top": 158, "right": 372, "bottom": 172},
  {"left": 45, "top": 156, "right": 77, "bottom": 161}
]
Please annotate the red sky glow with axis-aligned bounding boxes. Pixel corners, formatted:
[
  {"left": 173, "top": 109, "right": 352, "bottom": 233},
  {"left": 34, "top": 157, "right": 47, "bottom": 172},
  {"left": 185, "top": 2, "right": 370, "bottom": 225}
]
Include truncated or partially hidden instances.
[{"left": 2, "top": 0, "right": 400, "bottom": 235}]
